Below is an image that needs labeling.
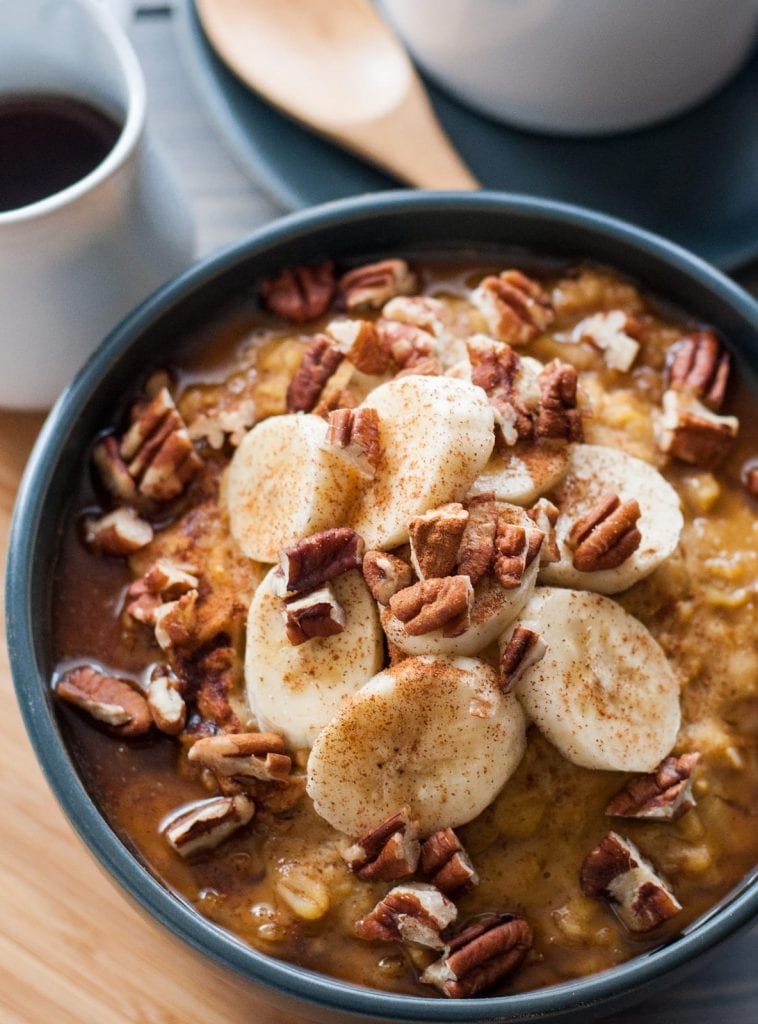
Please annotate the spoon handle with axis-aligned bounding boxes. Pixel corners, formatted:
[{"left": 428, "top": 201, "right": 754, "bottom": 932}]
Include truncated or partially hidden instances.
[{"left": 335, "top": 76, "right": 480, "bottom": 189}]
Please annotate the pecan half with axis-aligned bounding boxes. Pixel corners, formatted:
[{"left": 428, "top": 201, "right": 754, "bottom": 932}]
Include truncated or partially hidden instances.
[
  {"left": 666, "top": 331, "right": 730, "bottom": 410},
  {"left": 326, "top": 318, "right": 390, "bottom": 375},
  {"left": 188, "top": 732, "right": 292, "bottom": 784},
  {"left": 456, "top": 494, "right": 498, "bottom": 585},
  {"left": 147, "top": 670, "right": 186, "bottom": 735},
  {"left": 466, "top": 336, "right": 533, "bottom": 444},
  {"left": 567, "top": 493, "right": 641, "bottom": 572},
  {"left": 259, "top": 260, "right": 336, "bottom": 323},
  {"left": 126, "top": 559, "right": 199, "bottom": 626},
  {"left": 499, "top": 627, "right": 546, "bottom": 694},
  {"left": 606, "top": 753, "right": 701, "bottom": 820},
  {"left": 362, "top": 549, "right": 414, "bottom": 604},
  {"left": 420, "top": 913, "right": 533, "bottom": 998},
  {"left": 95, "top": 387, "right": 202, "bottom": 504},
  {"left": 409, "top": 503, "right": 470, "bottom": 580},
  {"left": 325, "top": 407, "right": 381, "bottom": 478},
  {"left": 536, "top": 360, "right": 583, "bottom": 441},
  {"left": 375, "top": 318, "right": 436, "bottom": 369},
  {"left": 580, "top": 831, "right": 682, "bottom": 932},
  {"left": 420, "top": 829, "right": 479, "bottom": 897},
  {"left": 83, "top": 507, "right": 153, "bottom": 556},
  {"left": 164, "top": 794, "right": 255, "bottom": 859},
  {"left": 56, "top": 666, "right": 151, "bottom": 738},
  {"left": 526, "top": 498, "right": 560, "bottom": 563},
  {"left": 657, "top": 389, "right": 738, "bottom": 469},
  {"left": 355, "top": 883, "right": 456, "bottom": 949},
  {"left": 573, "top": 310, "right": 641, "bottom": 372},
  {"left": 389, "top": 576, "right": 474, "bottom": 638},
  {"left": 493, "top": 509, "right": 543, "bottom": 589},
  {"left": 472, "top": 269, "right": 554, "bottom": 346},
  {"left": 343, "top": 808, "right": 420, "bottom": 882},
  {"left": 286, "top": 334, "right": 343, "bottom": 413},
  {"left": 283, "top": 583, "right": 346, "bottom": 645},
  {"left": 338, "top": 259, "right": 417, "bottom": 311},
  {"left": 279, "top": 527, "right": 364, "bottom": 595}
]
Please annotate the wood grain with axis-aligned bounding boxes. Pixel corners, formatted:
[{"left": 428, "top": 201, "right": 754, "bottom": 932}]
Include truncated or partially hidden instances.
[{"left": 0, "top": 7, "right": 755, "bottom": 1023}]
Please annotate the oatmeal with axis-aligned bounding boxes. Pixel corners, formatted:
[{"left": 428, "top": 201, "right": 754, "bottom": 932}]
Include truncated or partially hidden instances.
[{"left": 52, "top": 258, "right": 757, "bottom": 998}]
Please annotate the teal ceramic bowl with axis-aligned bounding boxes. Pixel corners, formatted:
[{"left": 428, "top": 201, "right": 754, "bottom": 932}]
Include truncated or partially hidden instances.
[{"left": 6, "top": 192, "right": 758, "bottom": 1023}]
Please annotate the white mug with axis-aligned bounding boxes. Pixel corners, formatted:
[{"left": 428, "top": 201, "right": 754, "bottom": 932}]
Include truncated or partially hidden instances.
[
  {"left": 0, "top": 0, "right": 195, "bottom": 409},
  {"left": 380, "top": 0, "right": 758, "bottom": 136}
]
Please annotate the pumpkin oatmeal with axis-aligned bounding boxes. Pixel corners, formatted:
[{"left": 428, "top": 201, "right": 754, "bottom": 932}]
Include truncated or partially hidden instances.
[{"left": 52, "top": 256, "right": 757, "bottom": 998}]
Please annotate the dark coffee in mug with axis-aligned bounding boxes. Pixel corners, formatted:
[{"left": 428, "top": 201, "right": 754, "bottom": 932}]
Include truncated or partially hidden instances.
[{"left": 0, "top": 95, "right": 121, "bottom": 213}]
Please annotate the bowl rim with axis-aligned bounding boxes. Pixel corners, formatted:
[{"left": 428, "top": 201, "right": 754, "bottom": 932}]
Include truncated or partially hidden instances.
[{"left": 7, "top": 190, "right": 758, "bottom": 1022}]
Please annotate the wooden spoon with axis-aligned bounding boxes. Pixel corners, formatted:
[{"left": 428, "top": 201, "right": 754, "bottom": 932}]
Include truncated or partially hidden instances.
[{"left": 195, "top": 0, "right": 479, "bottom": 189}]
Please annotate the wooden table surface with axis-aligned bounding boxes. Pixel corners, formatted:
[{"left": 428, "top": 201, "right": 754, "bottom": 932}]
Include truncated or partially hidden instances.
[{"left": 1, "top": 6, "right": 756, "bottom": 1022}]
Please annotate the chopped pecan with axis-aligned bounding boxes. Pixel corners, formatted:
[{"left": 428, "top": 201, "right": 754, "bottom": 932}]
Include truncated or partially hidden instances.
[
  {"left": 382, "top": 295, "right": 449, "bottom": 336},
  {"left": 742, "top": 458, "right": 758, "bottom": 499},
  {"left": 188, "top": 732, "right": 292, "bottom": 785},
  {"left": 355, "top": 883, "right": 456, "bottom": 949},
  {"left": 420, "top": 829, "right": 479, "bottom": 897},
  {"left": 389, "top": 576, "right": 474, "bottom": 638},
  {"left": 606, "top": 753, "right": 701, "bottom": 820},
  {"left": 56, "top": 666, "right": 151, "bottom": 738},
  {"left": 499, "top": 627, "right": 546, "bottom": 694},
  {"left": 466, "top": 336, "right": 533, "bottom": 444},
  {"left": 164, "top": 794, "right": 255, "bottom": 859},
  {"left": 338, "top": 259, "right": 417, "bottom": 311},
  {"left": 312, "top": 387, "right": 359, "bottom": 418},
  {"left": 567, "top": 493, "right": 641, "bottom": 572},
  {"left": 580, "top": 831, "right": 681, "bottom": 932},
  {"left": 283, "top": 583, "right": 346, "bottom": 645},
  {"left": 573, "top": 310, "right": 641, "bottom": 372},
  {"left": 536, "top": 360, "right": 583, "bottom": 441},
  {"left": 420, "top": 913, "right": 533, "bottom": 998},
  {"left": 472, "top": 269, "right": 554, "bottom": 346},
  {"left": 658, "top": 389, "right": 738, "bottom": 468},
  {"left": 279, "top": 527, "right": 364, "bottom": 595},
  {"left": 375, "top": 318, "right": 436, "bottom": 369},
  {"left": 362, "top": 549, "right": 413, "bottom": 604},
  {"left": 92, "top": 435, "right": 138, "bottom": 503},
  {"left": 526, "top": 498, "right": 560, "bottom": 563},
  {"left": 154, "top": 590, "right": 199, "bottom": 652},
  {"left": 324, "top": 407, "right": 381, "bottom": 478},
  {"left": 187, "top": 397, "right": 256, "bottom": 450},
  {"left": 493, "top": 510, "right": 543, "bottom": 589},
  {"left": 119, "top": 386, "right": 202, "bottom": 502},
  {"left": 126, "top": 559, "right": 199, "bottom": 625},
  {"left": 83, "top": 507, "right": 153, "bottom": 556},
  {"left": 286, "top": 334, "right": 343, "bottom": 413},
  {"left": 259, "top": 260, "right": 336, "bottom": 323},
  {"left": 408, "top": 503, "right": 469, "bottom": 580},
  {"left": 326, "top": 318, "right": 390, "bottom": 375},
  {"left": 147, "top": 670, "right": 186, "bottom": 735},
  {"left": 456, "top": 494, "right": 498, "bottom": 585},
  {"left": 666, "top": 331, "right": 730, "bottom": 410},
  {"left": 343, "top": 808, "right": 420, "bottom": 882}
]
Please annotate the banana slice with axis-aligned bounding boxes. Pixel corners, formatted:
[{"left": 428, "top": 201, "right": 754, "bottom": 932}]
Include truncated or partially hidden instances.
[
  {"left": 227, "top": 413, "right": 356, "bottom": 563},
  {"left": 504, "top": 587, "right": 680, "bottom": 772},
  {"left": 382, "top": 503, "right": 540, "bottom": 657},
  {"left": 245, "top": 567, "right": 383, "bottom": 749},
  {"left": 539, "top": 443, "right": 683, "bottom": 594},
  {"left": 307, "top": 656, "right": 526, "bottom": 836},
  {"left": 468, "top": 445, "right": 569, "bottom": 506},
  {"left": 350, "top": 376, "right": 495, "bottom": 550}
]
